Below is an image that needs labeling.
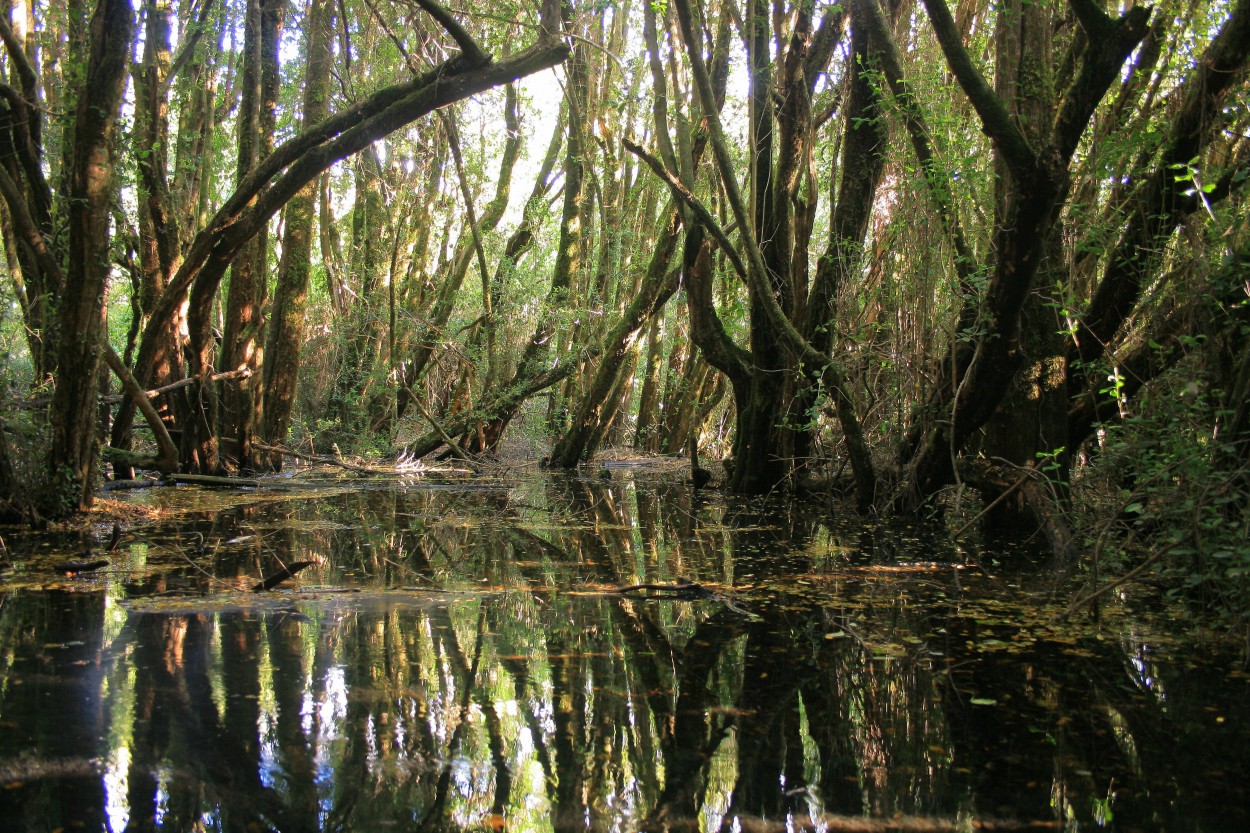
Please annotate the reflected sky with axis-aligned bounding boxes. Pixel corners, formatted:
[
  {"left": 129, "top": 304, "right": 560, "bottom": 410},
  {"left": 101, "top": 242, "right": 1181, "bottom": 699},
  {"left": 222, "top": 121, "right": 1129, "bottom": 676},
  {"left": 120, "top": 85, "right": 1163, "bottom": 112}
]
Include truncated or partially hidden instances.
[{"left": 0, "top": 472, "right": 1247, "bottom": 832}]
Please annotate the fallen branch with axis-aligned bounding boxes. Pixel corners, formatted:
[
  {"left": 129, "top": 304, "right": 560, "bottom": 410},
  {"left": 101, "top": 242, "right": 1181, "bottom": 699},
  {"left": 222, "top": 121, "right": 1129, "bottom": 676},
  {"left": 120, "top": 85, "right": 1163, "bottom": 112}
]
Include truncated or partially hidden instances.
[
  {"left": 251, "top": 441, "right": 387, "bottom": 475},
  {"left": 163, "top": 473, "right": 272, "bottom": 489},
  {"left": 252, "top": 560, "right": 314, "bottom": 591},
  {"left": 952, "top": 471, "right": 1032, "bottom": 538},
  {"left": 403, "top": 354, "right": 588, "bottom": 459},
  {"left": 8, "top": 368, "right": 252, "bottom": 410},
  {"left": 613, "top": 579, "right": 714, "bottom": 599},
  {"left": 99, "top": 478, "right": 163, "bottom": 491},
  {"left": 103, "top": 344, "right": 179, "bottom": 474},
  {"left": 53, "top": 558, "right": 111, "bottom": 575},
  {"left": 103, "top": 368, "right": 253, "bottom": 405},
  {"left": 956, "top": 459, "right": 1076, "bottom": 562},
  {"left": 411, "top": 398, "right": 474, "bottom": 464}
]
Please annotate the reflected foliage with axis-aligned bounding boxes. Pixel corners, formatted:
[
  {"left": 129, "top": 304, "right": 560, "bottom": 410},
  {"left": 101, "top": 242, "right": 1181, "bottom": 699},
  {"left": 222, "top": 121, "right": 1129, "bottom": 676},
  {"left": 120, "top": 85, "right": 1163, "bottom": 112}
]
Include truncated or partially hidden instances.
[{"left": 0, "top": 476, "right": 1246, "bottom": 831}]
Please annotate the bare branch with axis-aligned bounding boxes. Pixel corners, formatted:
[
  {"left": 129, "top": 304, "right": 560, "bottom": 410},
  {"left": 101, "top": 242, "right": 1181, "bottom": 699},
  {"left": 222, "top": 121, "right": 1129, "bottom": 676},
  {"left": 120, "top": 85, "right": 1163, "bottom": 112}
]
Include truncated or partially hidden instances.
[
  {"left": 103, "top": 344, "right": 179, "bottom": 474},
  {"left": 623, "top": 138, "right": 748, "bottom": 281}
]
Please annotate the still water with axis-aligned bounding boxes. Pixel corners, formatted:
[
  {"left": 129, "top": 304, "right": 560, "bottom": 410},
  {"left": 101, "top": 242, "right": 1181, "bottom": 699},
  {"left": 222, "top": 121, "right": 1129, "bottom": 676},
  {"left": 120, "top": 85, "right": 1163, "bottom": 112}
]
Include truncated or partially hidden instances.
[{"left": 0, "top": 470, "right": 1246, "bottom": 832}]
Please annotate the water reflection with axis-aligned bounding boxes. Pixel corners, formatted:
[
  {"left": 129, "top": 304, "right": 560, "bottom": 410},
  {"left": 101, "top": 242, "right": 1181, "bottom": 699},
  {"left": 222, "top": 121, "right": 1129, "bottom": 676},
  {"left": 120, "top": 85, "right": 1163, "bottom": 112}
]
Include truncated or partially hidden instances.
[{"left": 0, "top": 474, "right": 1246, "bottom": 831}]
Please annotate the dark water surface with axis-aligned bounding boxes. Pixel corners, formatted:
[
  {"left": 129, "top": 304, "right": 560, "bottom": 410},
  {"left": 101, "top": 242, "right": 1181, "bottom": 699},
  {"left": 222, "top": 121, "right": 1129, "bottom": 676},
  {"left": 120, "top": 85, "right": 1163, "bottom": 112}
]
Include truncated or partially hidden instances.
[{"left": 0, "top": 471, "right": 1246, "bottom": 832}]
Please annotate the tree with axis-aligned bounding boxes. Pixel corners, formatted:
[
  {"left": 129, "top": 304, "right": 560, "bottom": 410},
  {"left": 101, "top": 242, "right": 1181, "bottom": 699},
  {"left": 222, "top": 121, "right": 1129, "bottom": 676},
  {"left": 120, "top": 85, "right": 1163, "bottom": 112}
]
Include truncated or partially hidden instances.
[
  {"left": 647, "top": 0, "right": 877, "bottom": 503},
  {"left": 111, "top": 0, "right": 570, "bottom": 476},
  {"left": 260, "top": 0, "right": 336, "bottom": 469},
  {"left": 41, "top": 0, "right": 134, "bottom": 515},
  {"left": 0, "top": 0, "right": 571, "bottom": 517}
]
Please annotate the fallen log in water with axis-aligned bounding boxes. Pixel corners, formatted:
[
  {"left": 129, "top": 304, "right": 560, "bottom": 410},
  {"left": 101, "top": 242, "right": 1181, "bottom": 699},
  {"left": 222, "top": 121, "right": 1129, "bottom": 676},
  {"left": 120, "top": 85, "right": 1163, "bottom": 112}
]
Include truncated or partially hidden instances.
[{"left": 252, "top": 561, "right": 315, "bottom": 591}]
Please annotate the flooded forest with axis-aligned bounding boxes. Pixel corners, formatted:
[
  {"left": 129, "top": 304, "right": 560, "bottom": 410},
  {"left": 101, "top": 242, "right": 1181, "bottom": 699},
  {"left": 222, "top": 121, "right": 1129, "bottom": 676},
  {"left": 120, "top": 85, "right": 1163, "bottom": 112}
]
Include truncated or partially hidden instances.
[{"left": 1, "top": 0, "right": 1249, "bottom": 829}]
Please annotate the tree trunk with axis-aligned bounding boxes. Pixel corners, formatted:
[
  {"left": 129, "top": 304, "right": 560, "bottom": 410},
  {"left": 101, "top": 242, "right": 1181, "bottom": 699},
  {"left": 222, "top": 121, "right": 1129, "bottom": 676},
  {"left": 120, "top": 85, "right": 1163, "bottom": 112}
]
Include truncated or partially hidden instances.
[
  {"left": 0, "top": 0, "right": 57, "bottom": 381},
  {"left": 547, "top": 210, "right": 682, "bottom": 467},
  {"left": 221, "top": 0, "right": 284, "bottom": 470},
  {"left": 41, "top": 0, "right": 134, "bottom": 516},
  {"left": 114, "top": 2, "right": 570, "bottom": 470},
  {"left": 109, "top": 0, "right": 180, "bottom": 480},
  {"left": 633, "top": 313, "right": 666, "bottom": 451},
  {"left": 980, "top": 0, "right": 1070, "bottom": 531},
  {"left": 895, "top": 0, "right": 1149, "bottom": 507},
  {"left": 259, "top": 0, "right": 334, "bottom": 470},
  {"left": 474, "top": 26, "right": 589, "bottom": 451}
]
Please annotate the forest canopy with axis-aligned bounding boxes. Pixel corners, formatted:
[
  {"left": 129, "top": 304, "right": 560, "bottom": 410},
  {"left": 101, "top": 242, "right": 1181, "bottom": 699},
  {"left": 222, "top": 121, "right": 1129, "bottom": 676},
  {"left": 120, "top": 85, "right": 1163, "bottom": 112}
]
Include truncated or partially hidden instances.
[{"left": 0, "top": 0, "right": 1247, "bottom": 605}]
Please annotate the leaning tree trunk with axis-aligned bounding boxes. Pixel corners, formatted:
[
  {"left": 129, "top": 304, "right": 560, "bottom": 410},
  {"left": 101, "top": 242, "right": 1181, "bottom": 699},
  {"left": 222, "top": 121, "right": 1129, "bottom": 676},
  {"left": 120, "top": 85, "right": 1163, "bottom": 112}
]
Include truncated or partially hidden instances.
[
  {"left": 546, "top": 0, "right": 733, "bottom": 468},
  {"left": 632, "top": 313, "right": 666, "bottom": 452},
  {"left": 474, "top": 30, "right": 589, "bottom": 452},
  {"left": 546, "top": 209, "right": 682, "bottom": 467},
  {"left": 110, "top": 0, "right": 570, "bottom": 475},
  {"left": 667, "top": 0, "right": 875, "bottom": 502},
  {"left": 41, "top": 0, "right": 134, "bottom": 517},
  {"left": 894, "top": 0, "right": 1150, "bottom": 508},
  {"left": 111, "top": 0, "right": 180, "bottom": 481}
]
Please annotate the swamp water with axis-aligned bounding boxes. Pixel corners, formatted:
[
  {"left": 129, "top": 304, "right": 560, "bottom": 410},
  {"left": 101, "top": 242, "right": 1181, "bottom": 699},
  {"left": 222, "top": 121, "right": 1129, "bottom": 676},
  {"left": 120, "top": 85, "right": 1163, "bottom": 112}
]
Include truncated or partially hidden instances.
[{"left": 0, "top": 469, "right": 1246, "bottom": 832}]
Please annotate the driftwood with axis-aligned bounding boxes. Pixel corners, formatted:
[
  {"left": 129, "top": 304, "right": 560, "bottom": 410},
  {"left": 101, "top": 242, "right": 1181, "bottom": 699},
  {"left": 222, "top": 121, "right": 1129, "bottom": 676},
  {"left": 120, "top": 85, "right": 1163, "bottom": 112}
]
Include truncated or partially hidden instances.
[
  {"left": 53, "top": 557, "right": 110, "bottom": 575},
  {"left": 640, "top": 811, "right": 1058, "bottom": 832},
  {"left": 613, "top": 579, "right": 714, "bottom": 599},
  {"left": 99, "top": 478, "right": 163, "bottom": 491}
]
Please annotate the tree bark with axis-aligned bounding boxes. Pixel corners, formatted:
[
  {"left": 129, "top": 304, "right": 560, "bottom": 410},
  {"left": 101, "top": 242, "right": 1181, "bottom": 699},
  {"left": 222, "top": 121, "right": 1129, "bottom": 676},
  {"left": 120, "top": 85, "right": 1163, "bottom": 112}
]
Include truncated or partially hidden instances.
[
  {"left": 895, "top": 0, "right": 1149, "bottom": 507},
  {"left": 0, "top": 9, "right": 57, "bottom": 380},
  {"left": 667, "top": 0, "right": 876, "bottom": 504},
  {"left": 472, "top": 22, "right": 589, "bottom": 451},
  {"left": 547, "top": 209, "right": 682, "bottom": 467},
  {"left": 41, "top": 0, "right": 134, "bottom": 516},
  {"left": 219, "top": 0, "right": 284, "bottom": 470},
  {"left": 259, "top": 0, "right": 334, "bottom": 470},
  {"left": 980, "top": 0, "right": 1070, "bottom": 530}
]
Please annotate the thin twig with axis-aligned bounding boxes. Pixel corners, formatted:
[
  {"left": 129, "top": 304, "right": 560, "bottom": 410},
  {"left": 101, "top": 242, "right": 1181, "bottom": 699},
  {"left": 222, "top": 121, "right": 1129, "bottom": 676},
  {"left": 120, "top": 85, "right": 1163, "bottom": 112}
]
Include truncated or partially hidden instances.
[
  {"left": 952, "top": 471, "right": 1032, "bottom": 539},
  {"left": 1060, "top": 539, "right": 1181, "bottom": 620}
]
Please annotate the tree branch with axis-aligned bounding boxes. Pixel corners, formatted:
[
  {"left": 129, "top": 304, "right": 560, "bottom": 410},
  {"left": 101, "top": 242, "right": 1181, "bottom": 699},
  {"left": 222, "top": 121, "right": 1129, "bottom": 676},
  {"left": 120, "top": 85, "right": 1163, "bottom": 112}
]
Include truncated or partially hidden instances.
[
  {"left": 164, "top": 0, "right": 219, "bottom": 92},
  {"left": 917, "top": 0, "right": 1035, "bottom": 175},
  {"left": 857, "top": 0, "right": 976, "bottom": 285},
  {"left": 0, "top": 16, "right": 39, "bottom": 109},
  {"left": 1053, "top": 1, "right": 1151, "bottom": 161},
  {"left": 103, "top": 343, "right": 179, "bottom": 474},
  {"left": 672, "top": 0, "right": 877, "bottom": 505},
  {"left": 414, "top": 0, "right": 487, "bottom": 64},
  {"left": 130, "top": 34, "right": 570, "bottom": 394},
  {"left": 623, "top": 138, "right": 748, "bottom": 281}
]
